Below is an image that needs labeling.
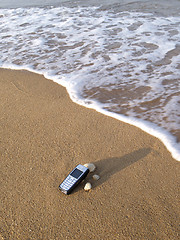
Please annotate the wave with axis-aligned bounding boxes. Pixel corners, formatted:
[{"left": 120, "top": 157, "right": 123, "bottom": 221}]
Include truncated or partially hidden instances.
[{"left": 0, "top": 6, "right": 180, "bottom": 160}]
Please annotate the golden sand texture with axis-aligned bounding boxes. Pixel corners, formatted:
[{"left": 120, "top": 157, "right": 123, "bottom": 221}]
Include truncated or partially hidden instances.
[{"left": 0, "top": 69, "right": 179, "bottom": 239}]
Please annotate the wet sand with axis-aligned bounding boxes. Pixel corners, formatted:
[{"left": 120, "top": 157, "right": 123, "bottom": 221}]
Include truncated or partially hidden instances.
[{"left": 0, "top": 68, "right": 179, "bottom": 239}]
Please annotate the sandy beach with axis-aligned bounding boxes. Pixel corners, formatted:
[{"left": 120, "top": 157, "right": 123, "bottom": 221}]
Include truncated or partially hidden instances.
[{"left": 0, "top": 68, "right": 179, "bottom": 239}]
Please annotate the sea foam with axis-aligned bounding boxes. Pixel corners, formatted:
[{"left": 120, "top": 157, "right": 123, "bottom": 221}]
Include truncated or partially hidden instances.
[{"left": 0, "top": 6, "right": 180, "bottom": 161}]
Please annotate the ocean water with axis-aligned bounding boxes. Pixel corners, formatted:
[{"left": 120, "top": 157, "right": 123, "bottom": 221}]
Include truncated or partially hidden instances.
[{"left": 0, "top": 0, "right": 180, "bottom": 160}]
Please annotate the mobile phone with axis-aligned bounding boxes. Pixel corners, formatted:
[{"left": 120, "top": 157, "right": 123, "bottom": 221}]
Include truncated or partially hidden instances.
[{"left": 59, "top": 164, "right": 89, "bottom": 195}]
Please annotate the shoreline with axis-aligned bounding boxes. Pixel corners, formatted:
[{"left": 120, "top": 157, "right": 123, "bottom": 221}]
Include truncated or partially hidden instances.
[
  {"left": 0, "top": 68, "right": 179, "bottom": 239},
  {"left": 2, "top": 65, "right": 180, "bottom": 161}
]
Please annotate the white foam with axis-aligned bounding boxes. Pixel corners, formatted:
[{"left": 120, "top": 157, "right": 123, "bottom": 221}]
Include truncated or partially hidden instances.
[{"left": 0, "top": 6, "right": 180, "bottom": 161}]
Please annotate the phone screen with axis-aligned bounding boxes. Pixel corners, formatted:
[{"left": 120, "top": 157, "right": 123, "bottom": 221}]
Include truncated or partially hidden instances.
[{"left": 70, "top": 168, "right": 83, "bottom": 179}]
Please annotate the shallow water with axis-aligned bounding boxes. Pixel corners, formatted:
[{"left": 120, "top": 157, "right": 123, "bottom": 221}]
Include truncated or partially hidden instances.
[{"left": 0, "top": 0, "right": 180, "bottom": 160}]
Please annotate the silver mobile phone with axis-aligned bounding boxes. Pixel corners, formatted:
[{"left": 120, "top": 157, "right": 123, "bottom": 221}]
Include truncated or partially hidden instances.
[{"left": 59, "top": 164, "right": 89, "bottom": 195}]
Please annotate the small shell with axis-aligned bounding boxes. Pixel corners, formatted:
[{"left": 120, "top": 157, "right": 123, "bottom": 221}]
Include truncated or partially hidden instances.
[
  {"left": 84, "top": 182, "right": 92, "bottom": 191},
  {"left": 92, "top": 174, "right": 100, "bottom": 181},
  {"left": 84, "top": 163, "right": 96, "bottom": 172}
]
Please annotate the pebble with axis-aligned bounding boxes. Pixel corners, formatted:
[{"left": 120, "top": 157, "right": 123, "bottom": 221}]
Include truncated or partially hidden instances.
[
  {"left": 92, "top": 174, "right": 100, "bottom": 180},
  {"left": 84, "top": 163, "right": 96, "bottom": 172},
  {"left": 84, "top": 182, "right": 92, "bottom": 191}
]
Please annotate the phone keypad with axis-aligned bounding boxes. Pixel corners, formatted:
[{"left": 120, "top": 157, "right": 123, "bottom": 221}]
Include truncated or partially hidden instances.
[{"left": 60, "top": 176, "right": 77, "bottom": 190}]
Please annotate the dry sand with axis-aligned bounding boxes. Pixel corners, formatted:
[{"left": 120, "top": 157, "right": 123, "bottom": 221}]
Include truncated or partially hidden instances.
[{"left": 0, "top": 68, "right": 179, "bottom": 239}]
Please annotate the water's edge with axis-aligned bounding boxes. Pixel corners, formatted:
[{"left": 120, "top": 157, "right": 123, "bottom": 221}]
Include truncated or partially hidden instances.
[{"left": 2, "top": 66, "right": 180, "bottom": 161}]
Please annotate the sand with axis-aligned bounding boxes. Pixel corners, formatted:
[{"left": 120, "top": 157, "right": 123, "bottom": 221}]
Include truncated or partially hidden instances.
[{"left": 0, "top": 68, "right": 179, "bottom": 239}]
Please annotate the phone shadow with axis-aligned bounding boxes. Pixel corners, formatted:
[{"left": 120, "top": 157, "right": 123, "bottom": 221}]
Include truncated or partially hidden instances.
[
  {"left": 72, "top": 147, "right": 152, "bottom": 194},
  {"left": 87, "top": 147, "right": 152, "bottom": 189}
]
